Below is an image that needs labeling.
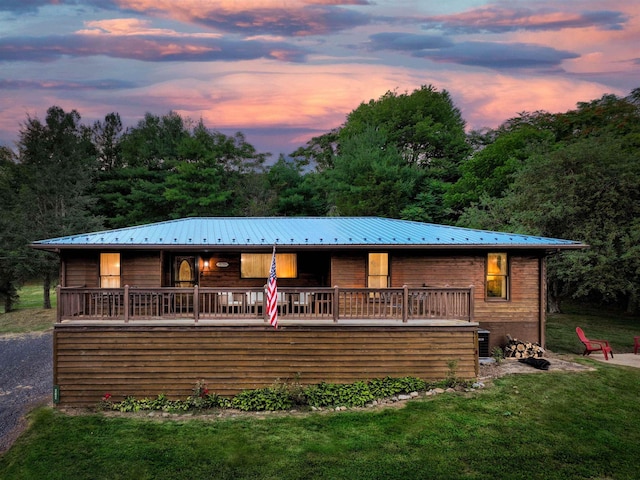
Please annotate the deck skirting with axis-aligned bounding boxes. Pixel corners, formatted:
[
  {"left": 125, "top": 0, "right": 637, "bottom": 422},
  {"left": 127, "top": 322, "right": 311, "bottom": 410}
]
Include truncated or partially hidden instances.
[{"left": 54, "top": 324, "right": 480, "bottom": 407}]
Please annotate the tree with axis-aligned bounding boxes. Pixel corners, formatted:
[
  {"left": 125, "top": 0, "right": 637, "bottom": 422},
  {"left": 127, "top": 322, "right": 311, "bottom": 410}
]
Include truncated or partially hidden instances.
[
  {"left": 0, "top": 147, "right": 22, "bottom": 312},
  {"left": 165, "top": 122, "right": 269, "bottom": 217},
  {"left": 340, "top": 85, "right": 470, "bottom": 177},
  {"left": 456, "top": 89, "right": 640, "bottom": 313},
  {"left": 94, "top": 114, "right": 270, "bottom": 225},
  {"left": 163, "top": 121, "right": 235, "bottom": 217},
  {"left": 290, "top": 129, "right": 338, "bottom": 172},
  {"left": 554, "top": 92, "right": 640, "bottom": 142},
  {"left": 512, "top": 137, "right": 640, "bottom": 313},
  {"left": 320, "top": 127, "right": 424, "bottom": 217},
  {"left": 293, "top": 86, "right": 471, "bottom": 223},
  {"left": 15, "top": 106, "right": 102, "bottom": 308},
  {"left": 264, "top": 155, "right": 326, "bottom": 216},
  {"left": 446, "top": 125, "right": 554, "bottom": 214},
  {"left": 93, "top": 112, "right": 123, "bottom": 172},
  {"left": 192, "top": 129, "right": 269, "bottom": 216},
  {"left": 93, "top": 112, "right": 188, "bottom": 227}
]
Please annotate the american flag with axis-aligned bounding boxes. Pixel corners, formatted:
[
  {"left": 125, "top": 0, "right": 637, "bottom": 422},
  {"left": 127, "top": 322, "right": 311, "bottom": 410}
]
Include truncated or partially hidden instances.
[{"left": 266, "top": 246, "right": 278, "bottom": 328}]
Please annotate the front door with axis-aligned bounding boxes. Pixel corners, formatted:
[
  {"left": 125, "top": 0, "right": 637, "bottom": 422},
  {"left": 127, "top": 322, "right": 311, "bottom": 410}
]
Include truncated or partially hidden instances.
[{"left": 174, "top": 256, "right": 196, "bottom": 287}]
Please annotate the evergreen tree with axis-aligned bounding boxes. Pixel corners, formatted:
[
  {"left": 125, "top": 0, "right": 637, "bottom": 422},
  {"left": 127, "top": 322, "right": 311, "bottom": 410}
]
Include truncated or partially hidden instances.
[
  {"left": 15, "top": 106, "right": 102, "bottom": 307},
  {"left": 0, "top": 148, "right": 22, "bottom": 312},
  {"left": 320, "top": 127, "right": 424, "bottom": 217}
]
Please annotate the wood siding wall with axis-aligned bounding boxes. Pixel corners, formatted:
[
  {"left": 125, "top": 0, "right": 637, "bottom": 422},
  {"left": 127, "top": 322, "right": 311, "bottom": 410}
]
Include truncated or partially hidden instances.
[
  {"left": 63, "top": 251, "right": 162, "bottom": 288},
  {"left": 122, "top": 252, "right": 161, "bottom": 287},
  {"left": 392, "top": 252, "right": 542, "bottom": 348},
  {"left": 53, "top": 325, "right": 478, "bottom": 407},
  {"left": 331, "top": 254, "right": 366, "bottom": 287},
  {"left": 63, "top": 252, "right": 99, "bottom": 288},
  {"left": 475, "top": 256, "right": 542, "bottom": 347}
]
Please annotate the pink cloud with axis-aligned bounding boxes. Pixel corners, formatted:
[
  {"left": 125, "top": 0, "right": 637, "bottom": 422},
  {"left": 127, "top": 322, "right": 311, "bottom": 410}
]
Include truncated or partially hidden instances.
[
  {"left": 448, "top": 73, "right": 625, "bottom": 130},
  {"left": 423, "top": 4, "right": 628, "bottom": 33},
  {"left": 78, "top": 18, "right": 222, "bottom": 38},
  {"left": 114, "top": 0, "right": 372, "bottom": 36}
]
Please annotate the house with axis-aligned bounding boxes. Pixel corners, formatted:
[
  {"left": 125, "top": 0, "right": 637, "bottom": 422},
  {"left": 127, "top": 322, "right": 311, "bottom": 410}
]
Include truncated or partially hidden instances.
[{"left": 32, "top": 216, "right": 586, "bottom": 407}]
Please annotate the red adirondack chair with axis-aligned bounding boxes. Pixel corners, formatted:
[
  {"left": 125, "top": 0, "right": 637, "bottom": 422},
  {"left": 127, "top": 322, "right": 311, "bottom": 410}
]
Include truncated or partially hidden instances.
[{"left": 576, "top": 327, "right": 613, "bottom": 360}]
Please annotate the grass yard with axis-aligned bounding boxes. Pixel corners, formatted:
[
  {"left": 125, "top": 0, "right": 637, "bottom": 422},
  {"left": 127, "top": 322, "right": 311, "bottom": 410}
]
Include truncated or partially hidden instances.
[
  {"left": 1, "top": 298, "right": 639, "bottom": 479},
  {"left": 547, "top": 302, "right": 639, "bottom": 354},
  {"left": 0, "top": 284, "right": 56, "bottom": 334},
  {"left": 1, "top": 365, "right": 639, "bottom": 480}
]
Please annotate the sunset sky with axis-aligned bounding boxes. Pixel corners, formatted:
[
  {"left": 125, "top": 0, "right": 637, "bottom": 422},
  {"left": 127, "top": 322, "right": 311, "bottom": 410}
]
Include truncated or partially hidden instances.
[{"left": 1, "top": 0, "right": 638, "bottom": 157}]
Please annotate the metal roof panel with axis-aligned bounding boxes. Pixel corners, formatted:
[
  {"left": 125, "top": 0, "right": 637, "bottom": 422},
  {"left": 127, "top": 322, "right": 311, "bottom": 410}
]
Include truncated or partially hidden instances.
[{"left": 31, "top": 217, "right": 587, "bottom": 249}]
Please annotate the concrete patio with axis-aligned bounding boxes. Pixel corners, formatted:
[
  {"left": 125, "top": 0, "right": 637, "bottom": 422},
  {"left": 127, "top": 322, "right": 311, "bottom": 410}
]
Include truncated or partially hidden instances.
[{"left": 589, "top": 353, "right": 640, "bottom": 368}]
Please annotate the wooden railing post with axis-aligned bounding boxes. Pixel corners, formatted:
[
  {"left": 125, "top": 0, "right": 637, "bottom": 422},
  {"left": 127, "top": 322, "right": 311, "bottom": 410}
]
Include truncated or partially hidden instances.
[
  {"left": 263, "top": 285, "right": 269, "bottom": 324},
  {"left": 56, "top": 285, "right": 61, "bottom": 323},
  {"left": 333, "top": 286, "right": 339, "bottom": 323},
  {"left": 124, "top": 285, "right": 130, "bottom": 323},
  {"left": 403, "top": 285, "right": 408, "bottom": 323},
  {"left": 468, "top": 285, "right": 475, "bottom": 322},
  {"left": 193, "top": 285, "right": 199, "bottom": 323}
]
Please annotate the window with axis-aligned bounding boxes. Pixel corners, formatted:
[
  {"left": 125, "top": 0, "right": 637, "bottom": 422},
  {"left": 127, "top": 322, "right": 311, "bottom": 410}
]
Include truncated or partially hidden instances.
[
  {"left": 100, "top": 253, "right": 121, "bottom": 288},
  {"left": 368, "top": 253, "right": 389, "bottom": 288},
  {"left": 241, "top": 253, "right": 297, "bottom": 278},
  {"left": 486, "top": 253, "right": 508, "bottom": 299}
]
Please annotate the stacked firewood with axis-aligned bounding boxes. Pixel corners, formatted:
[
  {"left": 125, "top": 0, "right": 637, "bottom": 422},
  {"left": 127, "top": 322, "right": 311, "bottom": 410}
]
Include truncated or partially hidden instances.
[{"left": 503, "top": 335, "right": 545, "bottom": 358}]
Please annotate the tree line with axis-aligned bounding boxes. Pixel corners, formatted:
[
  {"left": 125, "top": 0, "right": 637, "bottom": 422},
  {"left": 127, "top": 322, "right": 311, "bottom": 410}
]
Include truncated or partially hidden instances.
[{"left": 1, "top": 85, "right": 639, "bottom": 314}]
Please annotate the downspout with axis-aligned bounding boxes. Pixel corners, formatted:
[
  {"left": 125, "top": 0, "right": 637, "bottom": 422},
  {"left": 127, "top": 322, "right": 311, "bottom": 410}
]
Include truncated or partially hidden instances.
[{"left": 539, "top": 256, "right": 547, "bottom": 349}]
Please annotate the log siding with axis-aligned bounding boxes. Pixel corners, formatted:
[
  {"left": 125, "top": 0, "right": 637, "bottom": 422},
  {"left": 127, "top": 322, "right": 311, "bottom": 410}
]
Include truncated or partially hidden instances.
[
  {"left": 391, "top": 252, "right": 544, "bottom": 347},
  {"left": 53, "top": 324, "right": 478, "bottom": 407}
]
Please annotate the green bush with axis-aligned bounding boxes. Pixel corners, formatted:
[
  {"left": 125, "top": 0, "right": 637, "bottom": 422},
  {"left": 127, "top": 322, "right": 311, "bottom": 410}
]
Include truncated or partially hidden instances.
[
  {"left": 101, "top": 376, "right": 431, "bottom": 413},
  {"left": 373, "top": 376, "right": 427, "bottom": 395},
  {"left": 231, "top": 386, "right": 293, "bottom": 411},
  {"left": 304, "top": 381, "right": 374, "bottom": 408}
]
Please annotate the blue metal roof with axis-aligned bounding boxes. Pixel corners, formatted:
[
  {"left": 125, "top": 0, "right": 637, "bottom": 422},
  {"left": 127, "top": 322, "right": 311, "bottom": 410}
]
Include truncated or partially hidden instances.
[{"left": 31, "top": 217, "right": 586, "bottom": 250}]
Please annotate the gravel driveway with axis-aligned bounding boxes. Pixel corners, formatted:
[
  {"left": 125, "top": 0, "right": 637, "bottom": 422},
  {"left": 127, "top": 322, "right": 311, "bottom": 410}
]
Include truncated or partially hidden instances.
[{"left": 0, "top": 331, "right": 52, "bottom": 454}]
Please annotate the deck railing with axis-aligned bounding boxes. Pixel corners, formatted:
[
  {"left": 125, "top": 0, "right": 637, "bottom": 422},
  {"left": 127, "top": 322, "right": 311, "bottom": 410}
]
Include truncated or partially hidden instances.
[{"left": 56, "top": 285, "right": 474, "bottom": 323}]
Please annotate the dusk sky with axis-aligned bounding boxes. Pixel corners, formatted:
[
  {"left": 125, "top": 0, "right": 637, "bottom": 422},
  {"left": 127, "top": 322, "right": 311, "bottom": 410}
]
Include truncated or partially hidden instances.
[{"left": 1, "top": 0, "right": 638, "bottom": 158}]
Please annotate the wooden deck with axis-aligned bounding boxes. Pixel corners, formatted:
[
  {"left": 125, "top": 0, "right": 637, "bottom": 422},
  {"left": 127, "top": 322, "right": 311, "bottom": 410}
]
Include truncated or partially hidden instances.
[
  {"left": 53, "top": 285, "right": 479, "bottom": 407},
  {"left": 56, "top": 286, "right": 474, "bottom": 324}
]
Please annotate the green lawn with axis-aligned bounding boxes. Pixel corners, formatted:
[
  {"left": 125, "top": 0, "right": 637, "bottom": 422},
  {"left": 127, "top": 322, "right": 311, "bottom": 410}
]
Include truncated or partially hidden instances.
[
  {"left": 0, "top": 284, "right": 56, "bottom": 334},
  {"left": 1, "top": 301, "right": 639, "bottom": 479},
  {"left": 547, "top": 302, "right": 639, "bottom": 354}
]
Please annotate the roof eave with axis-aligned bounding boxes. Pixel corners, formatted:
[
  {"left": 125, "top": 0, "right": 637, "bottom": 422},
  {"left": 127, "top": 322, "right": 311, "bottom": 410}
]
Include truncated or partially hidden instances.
[{"left": 29, "top": 242, "right": 589, "bottom": 252}]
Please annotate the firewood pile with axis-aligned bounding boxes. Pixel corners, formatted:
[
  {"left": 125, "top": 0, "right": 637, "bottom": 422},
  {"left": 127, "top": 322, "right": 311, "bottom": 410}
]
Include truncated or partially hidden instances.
[{"left": 503, "top": 335, "right": 545, "bottom": 358}]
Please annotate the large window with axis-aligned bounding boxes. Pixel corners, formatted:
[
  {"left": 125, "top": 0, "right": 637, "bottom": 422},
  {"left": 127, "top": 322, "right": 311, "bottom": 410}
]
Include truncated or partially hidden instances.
[
  {"left": 486, "top": 253, "right": 508, "bottom": 299},
  {"left": 241, "top": 253, "right": 297, "bottom": 278},
  {"left": 100, "top": 253, "right": 121, "bottom": 288},
  {"left": 368, "top": 253, "right": 389, "bottom": 288}
]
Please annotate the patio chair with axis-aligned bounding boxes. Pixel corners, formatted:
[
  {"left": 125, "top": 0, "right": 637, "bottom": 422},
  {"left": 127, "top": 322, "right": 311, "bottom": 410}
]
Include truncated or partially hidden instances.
[
  {"left": 291, "top": 292, "right": 312, "bottom": 314},
  {"left": 575, "top": 327, "right": 613, "bottom": 360},
  {"left": 634, "top": 336, "right": 639, "bottom": 355},
  {"left": 248, "top": 291, "right": 264, "bottom": 316},
  {"left": 219, "top": 291, "right": 246, "bottom": 314}
]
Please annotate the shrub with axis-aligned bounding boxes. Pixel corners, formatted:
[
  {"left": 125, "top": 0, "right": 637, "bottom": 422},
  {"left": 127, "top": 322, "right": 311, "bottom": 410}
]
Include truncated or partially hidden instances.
[
  {"left": 100, "top": 376, "right": 431, "bottom": 413},
  {"left": 304, "top": 381, "right": 375, "bottom": 408},
  {"left": 232, "top": 386, "right": 293, "bottom": 411}
]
